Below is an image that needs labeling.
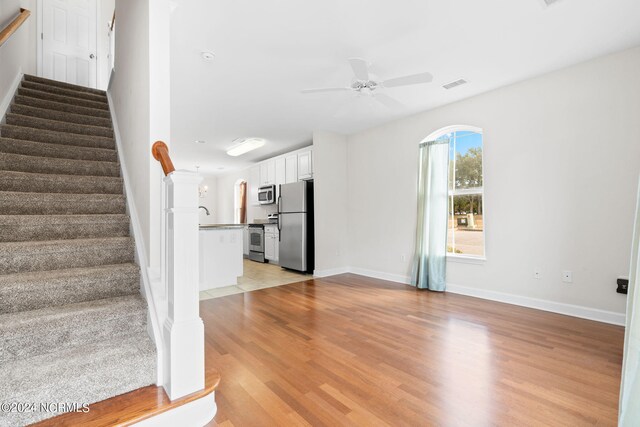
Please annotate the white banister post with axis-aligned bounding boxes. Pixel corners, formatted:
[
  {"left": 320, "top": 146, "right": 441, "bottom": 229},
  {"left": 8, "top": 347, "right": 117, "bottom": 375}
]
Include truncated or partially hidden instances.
[{"left": 162, "top": 170, "right": 205, "bottom": 400}]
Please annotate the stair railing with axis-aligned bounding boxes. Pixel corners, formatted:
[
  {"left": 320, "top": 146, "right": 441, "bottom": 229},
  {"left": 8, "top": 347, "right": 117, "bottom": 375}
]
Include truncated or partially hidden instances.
[
  {"left": 0, "top": 8, "right": 31, "bottom": 48},
  {"left": 151, "top": 141, "right": 205, "bottom": 400}
]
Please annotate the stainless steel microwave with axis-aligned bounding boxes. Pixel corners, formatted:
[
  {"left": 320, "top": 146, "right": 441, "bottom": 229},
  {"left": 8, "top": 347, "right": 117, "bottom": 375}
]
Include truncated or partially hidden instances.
[{"left": 258, "top": 185, "right": 276, "bottom": 205}]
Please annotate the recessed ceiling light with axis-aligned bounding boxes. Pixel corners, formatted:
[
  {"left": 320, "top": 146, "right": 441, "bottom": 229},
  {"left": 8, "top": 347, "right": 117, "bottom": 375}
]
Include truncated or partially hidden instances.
[
  {"left": 195, "top": 140, "right": 206, "bottom": 144},
  {"left": 226, "top": 138, "right": 265, "bottom": 157},
  {"left": 201, "top": 51, "right": 215, "bottom": 62}
]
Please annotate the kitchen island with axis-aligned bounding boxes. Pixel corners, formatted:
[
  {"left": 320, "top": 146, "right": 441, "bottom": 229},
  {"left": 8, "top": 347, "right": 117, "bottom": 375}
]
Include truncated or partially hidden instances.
[{"left": 199, "top": 224, "right": 245, "bottom": 290}]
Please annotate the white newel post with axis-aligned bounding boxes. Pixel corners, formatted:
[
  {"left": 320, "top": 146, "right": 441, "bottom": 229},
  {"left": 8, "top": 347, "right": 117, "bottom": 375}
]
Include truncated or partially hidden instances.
[{"left": 162, "top": 170, "right": 205, "bottom": 400}]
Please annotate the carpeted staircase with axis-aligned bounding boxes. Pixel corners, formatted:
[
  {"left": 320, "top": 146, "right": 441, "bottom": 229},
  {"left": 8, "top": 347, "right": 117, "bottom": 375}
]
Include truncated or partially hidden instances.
[{"left": 0, "top": 75, "right": 156, "bottom": 426}]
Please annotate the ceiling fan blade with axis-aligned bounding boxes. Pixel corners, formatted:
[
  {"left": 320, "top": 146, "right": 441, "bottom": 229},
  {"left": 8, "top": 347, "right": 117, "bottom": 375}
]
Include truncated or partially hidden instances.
[
  {"left": 301, "top": 87, "right": 351, "bottom": 94},
  {"left": 374, "top": 93, "right": 404, "bottom": 110},
  {"left": 348, "top": 57, "right": 370, "bottom": 81},
  {"left": 382, "top": 72, "right": 433, "bottom": 88}
]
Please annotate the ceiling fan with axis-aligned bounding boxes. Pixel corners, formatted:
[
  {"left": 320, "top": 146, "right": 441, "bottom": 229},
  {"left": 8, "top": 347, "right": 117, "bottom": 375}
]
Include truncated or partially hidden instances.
[{"left": 301, "top": 58, "right": 433, "bottom": 110}]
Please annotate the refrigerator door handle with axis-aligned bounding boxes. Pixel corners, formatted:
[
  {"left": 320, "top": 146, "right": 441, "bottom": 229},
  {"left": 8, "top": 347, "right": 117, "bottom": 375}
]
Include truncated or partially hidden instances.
[{"left": 277, "top": 215, "right": 282, "bottom": 241}]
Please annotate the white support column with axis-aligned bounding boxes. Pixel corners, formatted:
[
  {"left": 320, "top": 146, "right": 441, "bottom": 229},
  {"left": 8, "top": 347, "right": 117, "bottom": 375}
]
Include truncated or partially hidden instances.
[{"left": 162, "top": 170, "right": 205, "bottom": 400}]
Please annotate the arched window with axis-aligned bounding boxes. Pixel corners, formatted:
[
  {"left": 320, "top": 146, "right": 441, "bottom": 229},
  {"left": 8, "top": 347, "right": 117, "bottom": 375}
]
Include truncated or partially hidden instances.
[{"left": 426, "top": 125, "right": 484, "bottom": 258}]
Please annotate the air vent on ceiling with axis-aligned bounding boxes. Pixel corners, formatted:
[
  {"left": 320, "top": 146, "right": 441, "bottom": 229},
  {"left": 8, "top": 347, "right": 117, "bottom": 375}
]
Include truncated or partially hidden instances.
[{"left": 443, "top": 79, "right": 467, "bottom": 90}]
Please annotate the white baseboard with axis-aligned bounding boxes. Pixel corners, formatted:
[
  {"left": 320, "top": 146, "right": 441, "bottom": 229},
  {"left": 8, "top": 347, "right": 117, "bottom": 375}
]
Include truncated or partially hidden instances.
[
  {"left": 106, "top": 91, "right": 165, "bottom": 385},
  {"left": 133, "top": 391, "right": 217, "bottom": 427},
  {"left": 348, "top": 266, "right": 412, "bottom": 285},
  {"left": 446, "top": 283, "right": 626, "bottom": 326},
  {"left": 0, "top": 68, "right": 22, "bottom": 120},
  {"left": 320, "top": 266, "right": 625, "bottom": 326},
  {"left": 313, "top": 266, "right": 350, "bottom": 277}
]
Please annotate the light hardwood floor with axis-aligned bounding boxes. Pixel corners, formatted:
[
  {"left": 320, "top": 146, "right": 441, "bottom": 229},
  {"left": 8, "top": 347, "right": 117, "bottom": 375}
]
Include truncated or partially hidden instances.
[
  {"left": 203, "top": 273, "right": 624, "bottom": 426},
  {"left": 34, "top": 273, "right": 624, "bottom": 426}
]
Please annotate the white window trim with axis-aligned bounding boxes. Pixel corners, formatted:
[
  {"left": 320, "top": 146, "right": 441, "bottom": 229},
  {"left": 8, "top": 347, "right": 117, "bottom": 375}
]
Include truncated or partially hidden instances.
[{"left": 423, "top": 125, "right": 486, "bottom": 260}]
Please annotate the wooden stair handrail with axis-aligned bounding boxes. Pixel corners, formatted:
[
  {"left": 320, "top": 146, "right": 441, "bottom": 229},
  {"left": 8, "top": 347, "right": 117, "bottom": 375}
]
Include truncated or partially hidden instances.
[
  {"left": 152, "top": 141, "right": 175, "bottom": 176},
  {"left": 0, "top": 8, "right": 31, "bottom": 48}
]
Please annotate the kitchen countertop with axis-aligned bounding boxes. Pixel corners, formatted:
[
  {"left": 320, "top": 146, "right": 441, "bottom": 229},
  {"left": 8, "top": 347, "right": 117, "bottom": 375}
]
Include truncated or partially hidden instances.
[{"left": 199, "top": 224, "right": 246, "bottom": 230}]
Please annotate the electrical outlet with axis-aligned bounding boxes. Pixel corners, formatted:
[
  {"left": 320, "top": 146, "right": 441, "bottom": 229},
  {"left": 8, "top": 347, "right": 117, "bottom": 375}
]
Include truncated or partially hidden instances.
[
  {"left": 533, "top": 268, "right": 541, "bottom": 279},
  {"left": 562, "top": 271, "right": 573, "bottom": 283}
]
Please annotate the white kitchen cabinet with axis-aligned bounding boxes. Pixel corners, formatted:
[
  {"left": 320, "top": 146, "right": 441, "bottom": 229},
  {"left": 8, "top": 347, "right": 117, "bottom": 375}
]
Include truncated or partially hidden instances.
[
  {"left": 243, "top": 227, "right": 249, "bottom": 256},
  {"left": 265, "top": 233, "right": 276, "bottom": 261},
  {"left": 275, "top": 157, "right": 286, "bottom": 188},
  {"left": 264, "top": 224, "right": 279, "bottom": 263},
  {"left": 285, "top": 154, "right": 298, "bottom": 183},
  {"left": 260, "top": 159, "right": 276, "bottom": 186},
  {"left": 297, "top": 150, "right": 313, "bottom": 180},
  {"left": 249, "top": 166, "right": 260, "bottom": 206}
]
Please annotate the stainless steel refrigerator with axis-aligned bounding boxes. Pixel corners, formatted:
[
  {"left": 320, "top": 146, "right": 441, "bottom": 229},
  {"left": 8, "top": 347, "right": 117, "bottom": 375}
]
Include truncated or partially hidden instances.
[{"left": 278, "top": 180, "right": 314, "bottom": 273}]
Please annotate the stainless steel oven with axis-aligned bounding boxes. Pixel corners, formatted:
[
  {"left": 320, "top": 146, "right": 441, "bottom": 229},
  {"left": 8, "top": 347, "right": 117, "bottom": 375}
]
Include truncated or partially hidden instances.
[
  {"left": 258, "top": 185, "right": 276, "bottom": 205},
  {"left": 248, "top": 224, "right": 266, "bottom": 262}
]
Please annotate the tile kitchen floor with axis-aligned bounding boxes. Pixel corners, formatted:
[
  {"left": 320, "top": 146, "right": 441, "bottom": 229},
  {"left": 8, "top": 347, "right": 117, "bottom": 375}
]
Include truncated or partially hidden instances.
[{"left": 199, "top": 259, "right": 310, "bottom": 300}]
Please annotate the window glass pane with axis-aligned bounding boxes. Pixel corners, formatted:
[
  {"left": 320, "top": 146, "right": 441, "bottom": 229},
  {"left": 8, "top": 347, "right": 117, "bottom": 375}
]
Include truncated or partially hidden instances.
[
  {"left": 454, "top": 131, "right": 483, "bottom": 189},
  {"left": 447, "top": 195, "right": 459, "bottom": 254},
  {"left": 450, "top": 194, "right": 484, "bottom": 256}
]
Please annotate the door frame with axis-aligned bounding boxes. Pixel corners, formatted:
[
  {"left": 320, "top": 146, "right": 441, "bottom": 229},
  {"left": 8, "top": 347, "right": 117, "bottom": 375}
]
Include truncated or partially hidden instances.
[{"left": 36, "top": 0, "right": 102, "bottom": 87}]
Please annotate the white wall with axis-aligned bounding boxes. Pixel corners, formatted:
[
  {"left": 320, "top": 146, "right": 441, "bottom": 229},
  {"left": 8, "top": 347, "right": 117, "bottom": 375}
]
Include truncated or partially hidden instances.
[
  {"left": 313, "top": 131, "right": 349, "bottom": 275},
  {"left": 109, "top": 0, "right": 151, "bottom": 259},
  {"left": 198, "top": 175, "right": 218, "bottom": 225},
  {"left": 346, "top": 47, "right": 640, "bottom": 317},
  {"left": 0, "top": 1, "right": 36, "bottom": 112}
]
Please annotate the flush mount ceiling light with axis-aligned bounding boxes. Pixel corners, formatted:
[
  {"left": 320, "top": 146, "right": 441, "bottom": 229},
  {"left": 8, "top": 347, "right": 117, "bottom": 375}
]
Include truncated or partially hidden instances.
[
  {"left": 226, "top": 138, "right": 265, "bottom": 157},
  {"left": 201, "top": 51, "right": 215, "bottom": 62}
]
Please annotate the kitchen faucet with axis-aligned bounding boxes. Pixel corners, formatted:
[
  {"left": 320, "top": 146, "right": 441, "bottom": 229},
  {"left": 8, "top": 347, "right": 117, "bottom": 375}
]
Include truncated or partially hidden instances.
[{"left": 199, "top": 206, "right": 210, "bottom": 216}]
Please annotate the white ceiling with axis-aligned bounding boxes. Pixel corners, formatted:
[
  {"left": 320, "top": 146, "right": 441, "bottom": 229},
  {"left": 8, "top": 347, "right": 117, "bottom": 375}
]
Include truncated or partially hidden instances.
[{"left": 170, "top": 0, "right": 640, "bottom": 174}]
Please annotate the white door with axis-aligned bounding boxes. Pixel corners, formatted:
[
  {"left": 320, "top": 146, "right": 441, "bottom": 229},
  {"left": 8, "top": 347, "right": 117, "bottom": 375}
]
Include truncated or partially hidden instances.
[{"left": 42, "top": 0, "right": 97, "bottom": 88}]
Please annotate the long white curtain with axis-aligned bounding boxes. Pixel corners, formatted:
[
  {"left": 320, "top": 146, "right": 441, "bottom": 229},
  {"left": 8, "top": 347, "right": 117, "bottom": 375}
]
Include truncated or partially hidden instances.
[
  {"left": 620, "top": 177, "right": 640, "bottom": 425},
  {"left": 411, "top": 139, "right": 449, "bottom": 291}
]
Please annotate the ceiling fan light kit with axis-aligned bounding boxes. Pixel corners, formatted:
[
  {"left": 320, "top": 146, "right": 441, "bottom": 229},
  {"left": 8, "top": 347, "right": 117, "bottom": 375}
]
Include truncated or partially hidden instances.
[{"left": 301, "top": 57, "right": 434, "bottom": 110}]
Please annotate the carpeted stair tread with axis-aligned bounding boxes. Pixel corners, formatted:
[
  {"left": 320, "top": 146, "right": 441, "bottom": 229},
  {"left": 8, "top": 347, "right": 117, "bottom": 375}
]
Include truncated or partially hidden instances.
[
  {"left": 0, "top": 237, "right": 134, "bottom": 275},
  {"left": 0, "top": 191, "right": 126, "bottom": 215},
  {"left": 6, "top": 113, "right": 114, "bottom": 138},
  {"left": 24, "top": 74, "right": 107, "bottom": 97},
  {"left": 0, "top": 152, "right": 119, "bottom": 177},
  {"left": 21, "top": 80, "right": 108, "bottom": 103},
  {"left": 0, "top": 124, "right": 115, "bottom": 149},
  {"left": 0, "top": 170, "right": 123, "bottom": 194},
  {"left": 0, "top": 294, "right": 147, "bottom": 362},
  {"left": 0, "top": 263, "right": 140, "bottom": 314},
  {"left": 0, "top": 74, "right": 156, "bottom": 426},
  {"left": 0, "top": 137, "right": 118, "bottom": 162},
  {"left": 0, "top": 331, "right": 155, "bottom": 426},
  {"left": 0, "top": 214, "right": 130, "bottom": 242},
  {"left": 11, "top": 103, "right": 113, "bottom": 128},
  {"left": 17, "top": 87, "right": 109, "bottom": 111},
  {"left": 14, "top": 94, "right": 111, "bottom": 119}
]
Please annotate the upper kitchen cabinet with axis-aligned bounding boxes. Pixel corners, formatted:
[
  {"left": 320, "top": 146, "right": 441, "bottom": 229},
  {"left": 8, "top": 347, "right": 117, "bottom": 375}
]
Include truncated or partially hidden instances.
[
  {"left": 297, "top": 150, "right": 313, "bottom": 180},
  {"left": 285, "top": 154, "right": 298, "bottom": 184},
  {"left": 275, "top": 157, "right": 286, "bottom": 187},
  {"left": 260, "top": 160, "right": 276, "bottom": 186}
]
